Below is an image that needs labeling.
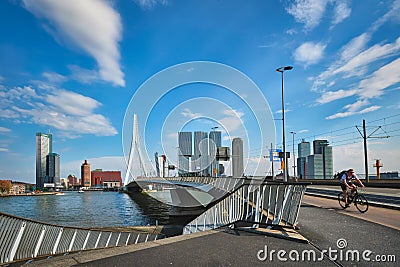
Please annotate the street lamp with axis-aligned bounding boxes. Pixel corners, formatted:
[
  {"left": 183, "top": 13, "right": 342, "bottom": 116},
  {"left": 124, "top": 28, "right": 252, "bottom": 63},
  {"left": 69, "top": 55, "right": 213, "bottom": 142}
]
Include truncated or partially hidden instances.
[
  {"left": 290, "top": 131, "right": 296, "bottom": 178},
  {"left": 276, "top": 66, "right": 293, "bottom": 182},
  {"left": 209, "top": 126, "right": 219, "bottom": 177}
]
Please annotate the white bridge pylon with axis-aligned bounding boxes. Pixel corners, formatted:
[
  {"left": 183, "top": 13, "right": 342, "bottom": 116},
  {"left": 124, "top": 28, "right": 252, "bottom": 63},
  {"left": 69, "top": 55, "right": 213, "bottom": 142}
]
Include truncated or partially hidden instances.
[{"left": 124, "top": 114, "right": 148, "bottom": 185}]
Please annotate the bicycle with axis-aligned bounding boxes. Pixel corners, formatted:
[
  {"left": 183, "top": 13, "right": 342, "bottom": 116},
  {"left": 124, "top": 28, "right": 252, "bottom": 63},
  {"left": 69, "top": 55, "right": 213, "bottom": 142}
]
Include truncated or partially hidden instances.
[{"left": 338, "top": 187, "right": 368, "bottom": 213}]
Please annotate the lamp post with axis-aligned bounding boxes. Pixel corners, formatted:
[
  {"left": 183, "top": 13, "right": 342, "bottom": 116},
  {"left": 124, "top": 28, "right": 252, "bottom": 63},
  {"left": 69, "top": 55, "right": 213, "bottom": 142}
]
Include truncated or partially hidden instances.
[
  {"left": 209, "top": 126, "right": 219, "bottom": 177},
  {"left": 290, "top": 131, "right": 296, "bottom": 178},
  {"left": 276, "top": 66, "right": 293, "bottom": 182}
]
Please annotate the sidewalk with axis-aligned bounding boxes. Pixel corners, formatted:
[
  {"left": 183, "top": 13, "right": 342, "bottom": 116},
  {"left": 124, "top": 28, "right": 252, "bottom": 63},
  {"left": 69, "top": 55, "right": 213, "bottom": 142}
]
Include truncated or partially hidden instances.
[{"left": 25, "top": 203, "right": 399, "bottom": 267}]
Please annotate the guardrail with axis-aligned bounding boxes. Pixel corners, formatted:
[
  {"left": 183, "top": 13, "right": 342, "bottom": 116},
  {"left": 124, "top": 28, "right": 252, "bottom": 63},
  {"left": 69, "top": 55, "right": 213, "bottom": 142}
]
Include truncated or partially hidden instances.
[
  {"left": 0, "top": 212, "right": 165, "bottom": 265},
  {"left": 183, "top": 180, "right": 309, "bottom": 234}
]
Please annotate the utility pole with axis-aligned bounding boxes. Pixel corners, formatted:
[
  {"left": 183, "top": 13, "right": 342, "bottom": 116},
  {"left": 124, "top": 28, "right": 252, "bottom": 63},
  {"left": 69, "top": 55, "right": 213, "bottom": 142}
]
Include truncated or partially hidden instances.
[
  {"left": 363, "top": 120, "right": 368, "bottom": 183},
  {"left": 356, "top": 119, "right": 389, "bottom": 183}
]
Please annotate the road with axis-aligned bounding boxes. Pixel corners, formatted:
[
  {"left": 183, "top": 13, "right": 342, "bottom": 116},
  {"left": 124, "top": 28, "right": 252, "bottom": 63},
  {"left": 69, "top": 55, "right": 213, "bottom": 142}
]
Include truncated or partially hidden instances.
[{"left": 302, "top": 194, "right": 400, "bottom": 230}]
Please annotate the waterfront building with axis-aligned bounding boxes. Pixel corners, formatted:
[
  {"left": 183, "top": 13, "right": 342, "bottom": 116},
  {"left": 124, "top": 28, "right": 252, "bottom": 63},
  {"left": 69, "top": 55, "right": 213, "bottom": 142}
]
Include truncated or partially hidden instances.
[
  {"left": 45, "top": 152, "right": 60, "bottom": 188},
  {"left": 36, "top": 132, "right": 52, "bottom": 189},
  {"left": 193, "top": 131, "right": 209, "bottom": 176},
  {"left": 178, "top": 132, "right": 192, "bottom": 175},
  {"left": 60, "top": 178, "right": 69, "bottom": 189},
  {"left": 313, "top": 140, "right": 333, "bottom": 179},
  {"left": 81, "top": 160, "right": 91, "bottom": 187},
  {"left": 209, "top": 130, "right": 221, "bottom": 177},
  {"left": 297, "top": 140, "right": 310, "bottom": 179},
  {"left": 232, "top": 138, "right": 244, "bottom": 177},
  {"left": 67, "top": 174, "right": 78, "bottom": 186},
  {"left": 91, "top": 169, "right": 122, "bottom": 188}
]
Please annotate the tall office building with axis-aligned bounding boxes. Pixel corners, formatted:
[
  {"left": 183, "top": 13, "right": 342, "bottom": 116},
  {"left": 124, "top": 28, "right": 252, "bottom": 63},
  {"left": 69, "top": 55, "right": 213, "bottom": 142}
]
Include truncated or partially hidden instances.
[
  {"left": 81, "top": 160, "right": 91, "bottom": 187},
  {"left": 178, "top": 132, "right": 192, "bottom": 175},
  {"left": 312, "top": 140, "right": 333, "bottom": 179},
  {"left": 36, "top": 132, "right": 52, "bottom": 189},
  {"left": 307, "top": 154, "right": 324, "bottom": 179},
  {"left": 232, "top": 138, "right": 243, "bottom": 177},
  {"left": 192, "top": 131, "right": 208, "bottom": 176},
  {"left": 209, "top": 130, "right": 221, "bottom": 177},
  {"left": 46, "top": 153, "right": 60, "bottom": 186},
  {"left": 297, "top": 140, "right": 310, "bottom": 179}
]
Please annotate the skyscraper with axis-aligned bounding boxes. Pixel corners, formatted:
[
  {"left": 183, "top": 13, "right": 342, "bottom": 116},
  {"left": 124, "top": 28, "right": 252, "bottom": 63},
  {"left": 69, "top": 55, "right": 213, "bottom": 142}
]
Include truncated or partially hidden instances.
[
  {"left": 232, "top": 138, "right": 243, "bottom": 177},
  {"left": 209, "top": 130, "right": 221, "bottom": 177},
  {"left": 312, "top": 140, "right": 333, "bottom": 179},
  {"left": 192, "top": 131, "right": 208, "bottom": 176},
  {"left": 36, "top": 132, "right": 52, "bottom": 189},
  {"left": 178, "top": 132, "right": 192, "bottom": 175},
  {"left": 81, "top": 160, "right": 91, "bottom": 187},
  {"left": 46, "top": 152, "right": 60, "bottom": 186},
  {"left": 297, "top": 140, "right": 310, "bottom": 179}
]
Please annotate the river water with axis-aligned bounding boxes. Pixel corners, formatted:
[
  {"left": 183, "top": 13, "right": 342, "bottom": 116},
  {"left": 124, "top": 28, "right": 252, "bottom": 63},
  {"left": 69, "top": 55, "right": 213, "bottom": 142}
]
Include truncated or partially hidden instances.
[{"left": 0, "top": 191, "right": 166, "bottom": 228}]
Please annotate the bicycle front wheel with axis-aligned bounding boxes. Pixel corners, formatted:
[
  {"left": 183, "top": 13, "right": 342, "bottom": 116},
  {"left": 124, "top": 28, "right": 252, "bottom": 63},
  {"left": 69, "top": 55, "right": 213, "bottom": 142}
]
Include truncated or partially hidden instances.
[
  {"left": 338, "top": 192, "right": 347, "bottom": 209},
  {"left": 355, "top": 194, "right": 368, "bottom": 213}
]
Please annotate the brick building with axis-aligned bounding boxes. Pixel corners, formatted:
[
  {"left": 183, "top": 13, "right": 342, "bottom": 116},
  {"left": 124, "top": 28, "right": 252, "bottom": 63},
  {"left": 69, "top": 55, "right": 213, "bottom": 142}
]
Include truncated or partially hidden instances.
[
  {"left": 81, "top": 160, "right": 91, "bottom": 187},
  {"left": 91, "top": 169, "right": 122, "bottom": 188}
]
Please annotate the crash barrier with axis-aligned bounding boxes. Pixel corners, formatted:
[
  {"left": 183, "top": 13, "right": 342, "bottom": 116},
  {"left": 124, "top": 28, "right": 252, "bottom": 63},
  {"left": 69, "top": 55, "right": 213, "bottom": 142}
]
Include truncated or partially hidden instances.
[
  {"left": 0, "top": 212, "right": 164, "bottom": 265},
  {"left": 183, "top": 180, "right": 308, "bottom": 234}
]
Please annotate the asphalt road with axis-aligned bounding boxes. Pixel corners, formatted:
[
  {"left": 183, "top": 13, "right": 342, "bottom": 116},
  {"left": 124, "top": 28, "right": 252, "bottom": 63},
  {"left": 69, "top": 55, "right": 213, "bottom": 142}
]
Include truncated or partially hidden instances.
[{"left": 302, "top": 194, "right": 400, "bottom": 230}]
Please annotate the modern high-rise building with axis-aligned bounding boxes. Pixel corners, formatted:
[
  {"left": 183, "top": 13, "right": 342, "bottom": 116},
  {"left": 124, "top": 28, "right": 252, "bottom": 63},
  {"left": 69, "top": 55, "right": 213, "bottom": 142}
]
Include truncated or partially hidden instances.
[
  {"left": 209, "top": 130, "right": 221, "bottom": 177},
  {"left": 192, "top": 131, "right": 208, "bottom": 176},
  {"left": 178, "top": 132, "right": 192, "bottom": 175},
  {"left": 81, "top": 160, "right": 91, "bottom": 187},
  {"left": 297, "top": 140, "right": 310, "bottom": 179},
  {"left": 178, "top": 132, "right": 192, "bottom": 156},
  {"left": 313, "top": 140, "right": 333, "bottom": 179},
  {"left": 36, "top": 132, "right": 52, "bottom": 189},
  {"left": 307, "top": 154, "right": 324, "bottom": 179},
  {"left": 46, "top": 152, "right": 60, "bottom": 186},
  {"left": 298, "top": 140, "right": 310, "bottom": 158},
  {"left": 232, "top": 138, "right": 244, "bottom": 177}
]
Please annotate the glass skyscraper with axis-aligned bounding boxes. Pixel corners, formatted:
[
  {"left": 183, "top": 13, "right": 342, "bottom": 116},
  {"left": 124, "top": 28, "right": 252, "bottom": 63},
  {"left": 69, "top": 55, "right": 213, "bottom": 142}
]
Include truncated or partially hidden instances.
[{"left": 36, "top": 132, "right": 52, "bottom": 189}]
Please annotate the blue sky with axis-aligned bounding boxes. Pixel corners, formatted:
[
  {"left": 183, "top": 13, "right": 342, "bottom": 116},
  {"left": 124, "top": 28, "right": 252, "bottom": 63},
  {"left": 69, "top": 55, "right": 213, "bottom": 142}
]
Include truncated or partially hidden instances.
[{"left": 0, "top": 0, "right": 399, "bottom": 183}]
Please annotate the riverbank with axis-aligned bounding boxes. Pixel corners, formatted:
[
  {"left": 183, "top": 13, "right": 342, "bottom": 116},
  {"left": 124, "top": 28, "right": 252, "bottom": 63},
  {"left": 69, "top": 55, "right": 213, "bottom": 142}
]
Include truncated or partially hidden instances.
[{"left": 0, "top": 191, "right": 62, "bottom": 197}]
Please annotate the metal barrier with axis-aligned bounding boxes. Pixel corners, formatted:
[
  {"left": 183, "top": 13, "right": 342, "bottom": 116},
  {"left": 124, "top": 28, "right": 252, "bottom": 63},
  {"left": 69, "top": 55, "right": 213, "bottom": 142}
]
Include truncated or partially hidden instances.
[
  {"left": 0, "top": 212, "right": 165, "bottom": 265},
  {"left": 183, "top": 180, "right": 308, "bottom": 234}
]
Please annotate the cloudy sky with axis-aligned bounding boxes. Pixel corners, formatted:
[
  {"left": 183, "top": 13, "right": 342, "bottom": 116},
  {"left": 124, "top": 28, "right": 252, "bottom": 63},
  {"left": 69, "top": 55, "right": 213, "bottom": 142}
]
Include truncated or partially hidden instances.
[{"left": 0, "top": 0, "right": 399, "bottom": 183}]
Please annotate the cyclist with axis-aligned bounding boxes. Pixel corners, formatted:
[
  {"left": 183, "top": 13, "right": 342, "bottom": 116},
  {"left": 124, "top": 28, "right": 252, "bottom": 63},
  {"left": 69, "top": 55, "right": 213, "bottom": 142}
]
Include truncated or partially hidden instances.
[{"left": 340, "top": 168, "right": 365, "bottom": 208}]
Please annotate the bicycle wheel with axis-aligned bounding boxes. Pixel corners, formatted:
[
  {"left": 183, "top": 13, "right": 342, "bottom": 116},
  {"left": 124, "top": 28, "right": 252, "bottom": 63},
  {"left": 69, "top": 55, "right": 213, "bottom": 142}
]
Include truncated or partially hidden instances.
[
  {"left": 355, "top": 194, "right": 368, "bottom": 213},
  {"left": 338, "top": 192, "right": 347, "bottom": 209}
]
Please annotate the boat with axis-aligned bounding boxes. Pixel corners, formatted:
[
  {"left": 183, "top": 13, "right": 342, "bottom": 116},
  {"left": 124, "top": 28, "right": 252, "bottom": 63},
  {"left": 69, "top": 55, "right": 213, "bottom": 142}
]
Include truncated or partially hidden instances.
[{"left": 78, "top": 188, "right": 84, "bottom": 193}]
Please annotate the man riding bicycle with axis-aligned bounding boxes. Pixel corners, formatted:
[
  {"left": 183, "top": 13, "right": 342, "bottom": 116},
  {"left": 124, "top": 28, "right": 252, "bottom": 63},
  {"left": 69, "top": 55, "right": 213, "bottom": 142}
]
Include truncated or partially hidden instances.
[{"left": 340, "top": 168, "right": 365, "bottom": 208}]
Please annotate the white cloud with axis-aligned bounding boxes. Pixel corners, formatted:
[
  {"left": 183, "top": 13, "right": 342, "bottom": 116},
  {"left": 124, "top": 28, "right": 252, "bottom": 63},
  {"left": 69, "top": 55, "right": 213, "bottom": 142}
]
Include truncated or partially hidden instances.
[
  {"left": 294, "top": 42, "right": 326, "bottom": 66},
  {"left": 326, "top": 111, "right": 354, "bottom": 120},
  {"left": 0, "top": 127, "right": 11, "bottom": 133},
  {"left": 0, "top": 85, "right": 117, "bottom": 137},
  {"left": 331, "top": 0, "right": 351, "bottom": 28},
  {"left": 357, "top": 57, "right": 400, "bottom": 99},
  {"left": 0, "top": 148, "right": 9, "bottom": 152},
  {"left": 218, "top": 109, "right": 244, "bottom": 133},
  {"left": 181, "top": 108, "right": 202, "bottom": 119},
  {"left": 339, "top": 33, "right": 370, "bottom": 62},
  {"left": 316, "top": 89, "right": 358, "bottom": 104},
  {"left": 68, "top": 65, "right": 101, "bottom": 84},
  {"left": 285, "top": 0, "right": 329, "bottom": 31},
  {"left": 344, "top": 99, "right": 369, "bottom": 113},
  {"left": 42, "top": 72, "right": 67, "bottom": 84},
  {"left": 359, "top": 106, "right": 381, "bottom": 114},
  {"left": 23, "top": 0, "right": 124, "bottom": 87},
  {"left": 134, "top": 0, "right": 168, "bottom": 10},
  {"left": 336, "top": 38, "right": 400, "bottom": 79}
]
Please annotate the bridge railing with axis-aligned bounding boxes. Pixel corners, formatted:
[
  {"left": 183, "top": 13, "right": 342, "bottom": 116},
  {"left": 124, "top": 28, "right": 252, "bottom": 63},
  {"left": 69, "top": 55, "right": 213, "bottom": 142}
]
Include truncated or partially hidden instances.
[
  {"left": 183, "top": 180, "right": 309, "bottom": 234},
  {"left": 0, "top": 212, "right": 165, "bottom": 265}
]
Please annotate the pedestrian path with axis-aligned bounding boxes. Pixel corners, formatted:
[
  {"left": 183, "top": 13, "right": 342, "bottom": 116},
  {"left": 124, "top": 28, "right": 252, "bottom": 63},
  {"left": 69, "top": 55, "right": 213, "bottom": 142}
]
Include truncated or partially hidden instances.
[{"left": 25, "top": 202, "right": 399, "bottom": 267}]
